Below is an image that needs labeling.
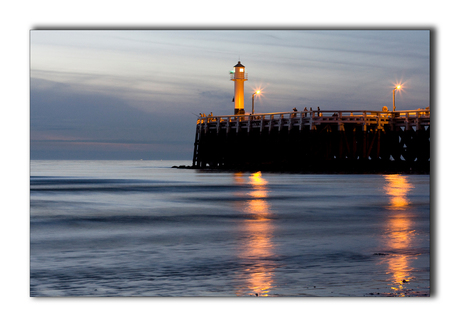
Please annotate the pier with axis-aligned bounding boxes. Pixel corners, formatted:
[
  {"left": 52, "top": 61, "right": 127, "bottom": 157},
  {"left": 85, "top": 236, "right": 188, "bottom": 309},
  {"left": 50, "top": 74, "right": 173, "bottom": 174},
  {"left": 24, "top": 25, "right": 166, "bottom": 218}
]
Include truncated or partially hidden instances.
[{"left": 192, "top": 108, "right": 430, "bottom": 173}]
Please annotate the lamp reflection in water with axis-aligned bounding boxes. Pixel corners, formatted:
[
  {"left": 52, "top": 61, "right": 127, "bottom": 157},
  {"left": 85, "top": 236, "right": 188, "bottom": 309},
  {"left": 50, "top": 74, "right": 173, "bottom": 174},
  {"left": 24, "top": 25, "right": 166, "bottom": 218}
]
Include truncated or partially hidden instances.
[
  {"left": 382, "top": 174, "right": 416, "bottom": 296},
  {"left": 233, "top": 172, "right": 275, "bottom": 296}
]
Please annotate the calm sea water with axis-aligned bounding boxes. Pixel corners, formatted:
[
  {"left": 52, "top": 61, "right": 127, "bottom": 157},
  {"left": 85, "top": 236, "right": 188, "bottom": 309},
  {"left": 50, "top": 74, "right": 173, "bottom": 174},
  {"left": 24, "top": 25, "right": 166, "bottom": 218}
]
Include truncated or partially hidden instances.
[{"left": 30, "top": 160, "right": 430, "bottom": 297}]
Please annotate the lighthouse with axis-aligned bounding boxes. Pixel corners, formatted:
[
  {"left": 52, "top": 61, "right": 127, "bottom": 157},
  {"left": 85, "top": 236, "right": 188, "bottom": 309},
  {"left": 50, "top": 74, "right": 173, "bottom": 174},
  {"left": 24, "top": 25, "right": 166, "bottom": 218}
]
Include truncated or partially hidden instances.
[{"left": 230, "top": 61, "right": 248, "bottom": 115}]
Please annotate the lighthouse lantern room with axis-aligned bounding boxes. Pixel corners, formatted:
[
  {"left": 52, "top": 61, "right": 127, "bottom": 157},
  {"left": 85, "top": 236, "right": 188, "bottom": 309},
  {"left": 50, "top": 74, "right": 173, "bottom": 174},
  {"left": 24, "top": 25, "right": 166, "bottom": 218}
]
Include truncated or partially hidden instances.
[{"left": 230, "top": 61, "right": 248, "bottom": 115}]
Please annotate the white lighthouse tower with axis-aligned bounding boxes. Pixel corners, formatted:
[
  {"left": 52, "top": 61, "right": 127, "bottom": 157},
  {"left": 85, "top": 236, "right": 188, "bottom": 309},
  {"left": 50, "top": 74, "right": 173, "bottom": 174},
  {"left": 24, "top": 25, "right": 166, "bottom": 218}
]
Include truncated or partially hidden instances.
[{"left": 230, "top": 61, "right": 248, "bottom": 115}]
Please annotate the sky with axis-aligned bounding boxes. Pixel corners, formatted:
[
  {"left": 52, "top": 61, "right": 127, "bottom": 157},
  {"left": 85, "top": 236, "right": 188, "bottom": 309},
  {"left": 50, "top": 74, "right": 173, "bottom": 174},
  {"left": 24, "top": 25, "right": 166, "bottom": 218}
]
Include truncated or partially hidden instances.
[{"left": 30, "top": 30, "right": 430, "bottom": 160}]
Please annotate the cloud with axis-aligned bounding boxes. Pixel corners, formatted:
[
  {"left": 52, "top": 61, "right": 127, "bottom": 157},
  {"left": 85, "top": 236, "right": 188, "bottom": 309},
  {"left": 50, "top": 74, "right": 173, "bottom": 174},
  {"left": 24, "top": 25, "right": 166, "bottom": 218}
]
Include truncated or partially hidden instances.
[{"left": 30, "top": 78, "right": 197, "bottom": 159}]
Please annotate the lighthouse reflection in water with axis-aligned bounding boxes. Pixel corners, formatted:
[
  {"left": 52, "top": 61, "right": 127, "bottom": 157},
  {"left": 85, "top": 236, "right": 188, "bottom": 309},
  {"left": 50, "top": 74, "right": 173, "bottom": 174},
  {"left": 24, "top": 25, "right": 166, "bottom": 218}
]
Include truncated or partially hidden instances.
[{"left": 233, "top": 172, "right": 274, "bottom": 296}]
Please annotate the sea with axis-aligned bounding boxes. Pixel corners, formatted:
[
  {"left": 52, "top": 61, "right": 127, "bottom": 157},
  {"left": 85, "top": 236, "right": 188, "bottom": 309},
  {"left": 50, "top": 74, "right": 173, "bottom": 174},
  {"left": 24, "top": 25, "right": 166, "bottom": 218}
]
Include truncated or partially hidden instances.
[{"left": 30, "top": 160, "right": 430, "bottom": 297}]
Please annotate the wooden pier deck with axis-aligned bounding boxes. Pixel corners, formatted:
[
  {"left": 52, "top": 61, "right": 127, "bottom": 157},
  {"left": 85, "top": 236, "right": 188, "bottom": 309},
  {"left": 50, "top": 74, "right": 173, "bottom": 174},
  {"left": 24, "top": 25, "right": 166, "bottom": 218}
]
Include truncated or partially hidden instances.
[{"left": 192, "top": 109, "right": 430, "bottom": 173}]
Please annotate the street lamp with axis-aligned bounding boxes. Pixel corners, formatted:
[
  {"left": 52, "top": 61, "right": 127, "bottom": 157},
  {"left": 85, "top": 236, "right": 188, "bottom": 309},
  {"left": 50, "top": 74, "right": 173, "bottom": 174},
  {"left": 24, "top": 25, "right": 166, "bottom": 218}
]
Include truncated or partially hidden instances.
[
  {"left": 252, "top": 90, "right": 261, "bottom": 114},
  {"left": 393, "top": 85, "right": 401, "bottom": 112}
]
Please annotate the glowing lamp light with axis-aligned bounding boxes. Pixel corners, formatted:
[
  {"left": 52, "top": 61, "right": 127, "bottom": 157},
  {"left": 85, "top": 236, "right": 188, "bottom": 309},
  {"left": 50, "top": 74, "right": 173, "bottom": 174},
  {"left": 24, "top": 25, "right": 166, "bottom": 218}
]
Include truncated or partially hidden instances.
[
  {"left": 252, "top": 90, "right": 261, "bottom": 114},
  {"left": 392, "top": 84, "right": 403, "bottom": 112}
]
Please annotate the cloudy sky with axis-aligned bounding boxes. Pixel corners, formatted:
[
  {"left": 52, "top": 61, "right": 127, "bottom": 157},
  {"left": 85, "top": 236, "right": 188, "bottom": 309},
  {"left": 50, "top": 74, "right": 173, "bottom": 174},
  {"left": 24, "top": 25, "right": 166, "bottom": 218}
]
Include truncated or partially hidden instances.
[{"left": 30, "top": 30, "right": 430, "bottom": 160}]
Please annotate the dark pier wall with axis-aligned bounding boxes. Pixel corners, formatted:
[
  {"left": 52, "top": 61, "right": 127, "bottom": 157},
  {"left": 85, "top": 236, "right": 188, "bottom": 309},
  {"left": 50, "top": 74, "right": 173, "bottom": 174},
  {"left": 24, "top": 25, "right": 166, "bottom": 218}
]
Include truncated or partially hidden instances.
[{"left": 192, "top": 111, "right": 430, "bottom": 173}]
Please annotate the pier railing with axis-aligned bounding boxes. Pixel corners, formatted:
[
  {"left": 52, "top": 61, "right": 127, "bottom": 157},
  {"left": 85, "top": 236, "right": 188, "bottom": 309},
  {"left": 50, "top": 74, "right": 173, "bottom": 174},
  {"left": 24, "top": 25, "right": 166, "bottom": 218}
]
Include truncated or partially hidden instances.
[{"left": 197, "top": 109, "right": 430, "bottom": 132}]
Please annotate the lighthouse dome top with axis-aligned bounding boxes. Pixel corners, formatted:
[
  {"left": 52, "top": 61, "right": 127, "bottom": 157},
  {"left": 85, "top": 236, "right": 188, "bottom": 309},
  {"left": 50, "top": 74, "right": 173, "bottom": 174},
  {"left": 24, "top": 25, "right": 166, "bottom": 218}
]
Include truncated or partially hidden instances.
[{"left": 234, "top": 61, "right": 245, "bottom": 68}]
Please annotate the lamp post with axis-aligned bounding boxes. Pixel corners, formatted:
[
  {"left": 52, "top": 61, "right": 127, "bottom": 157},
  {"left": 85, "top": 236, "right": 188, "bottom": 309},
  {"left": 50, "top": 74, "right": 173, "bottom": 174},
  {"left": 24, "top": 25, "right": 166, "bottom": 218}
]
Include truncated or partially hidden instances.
[
  {"left": 252, "top": 90, "right": 261, "bottom": 115},
  {"left": 393, "top": 85, "right": 401, "bottom": 112}
]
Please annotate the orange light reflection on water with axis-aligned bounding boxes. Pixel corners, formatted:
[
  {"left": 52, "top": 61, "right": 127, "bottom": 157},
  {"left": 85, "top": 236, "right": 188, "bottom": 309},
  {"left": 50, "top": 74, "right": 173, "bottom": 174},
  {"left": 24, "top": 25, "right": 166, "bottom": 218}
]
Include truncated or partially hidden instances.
[
  {"left": 247, "top": 172, "right": 270, "bottom": 219},
  {"left": 384, "top": 174, "right": 413, "bottom": 209},
  {"left": 382, "top": 174, "right": 416, "bottom": 296},
  {"left": 233, "top": 171, "right": 274, "bottom": 296}
]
